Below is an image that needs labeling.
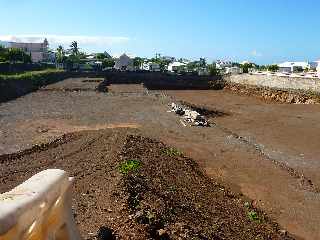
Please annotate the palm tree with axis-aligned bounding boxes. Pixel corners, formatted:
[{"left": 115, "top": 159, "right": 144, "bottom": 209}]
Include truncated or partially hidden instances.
[
  {"left": 56, "top": 45, "right": 65, "bottom": 63},
  {"left": 70, "top": 41, "right": 79, "bottom": 56}
]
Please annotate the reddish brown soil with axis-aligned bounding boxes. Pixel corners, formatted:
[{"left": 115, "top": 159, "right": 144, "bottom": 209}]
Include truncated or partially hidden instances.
[
  {"left": 167, "top": 90, "right": 320, "bottom": 240},
  {"left": 1, "top": 78, "right": 320, "bottom": 239},
  {"left": 0, "top": 129, "right": 294, "bottom": 239}
]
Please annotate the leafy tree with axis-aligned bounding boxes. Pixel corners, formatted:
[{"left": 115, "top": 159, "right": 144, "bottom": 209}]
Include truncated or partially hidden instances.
[
  {"left": 96, "top": 53, "right": 106, "bottom": 60},
  {"left": 22, "top": 52, "right": 32, "bottom": 63},
  {"left": 199, "top": 58, "right": 206, "bottom": 67},
  {"left": 56, "top": 45, "right": 65, "bottom": 63},
  {"left": 187, "top": 62, "right": 198, "bottom": 71},
  {"left": 65, "top": 41, "right": 82, "bottom": 67},
  {"left": 267, "top": 64, "right": 279, "bottom": 72},
  {"left": 149, "top": 57, "right": 170, "bottom": 72},
  {"left": 67, "top": 54, "right": 80, "bottom": 64},
  {"left": 7, "top": 48, "right": 31, "bottom": 63},
  {"left": 208, "top": 64, "right": 220, "bottom": 76},
  {"left": 102, "top": 58, "right": 115, "bottom": 68},
  {"left": 133, "top": 57, "right": 144, "bottom": 67},
  {"left": 241, "top": 63, "right": 254, "bottom": 73},
  {"left": 0, "top": 45, "right": 8, "bottom": 62},
  {"left": 258, "top": 65, "right": 267, "bottom": 71},
  {"left": 294, "top": 66, "right": 303, "bottom": 73},
  {"left": 78, "top": 51, "right": 86, "bottom": 59}
]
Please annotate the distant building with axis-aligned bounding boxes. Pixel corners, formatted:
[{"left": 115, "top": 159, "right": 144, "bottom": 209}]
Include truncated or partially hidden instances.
[
  {"left": 309, "top": 60, "right": 320, "bottom": 70},
  {"left": 47, "top": 51, "right": 56, "bottom": 63},
  {"left": 240, "top": 60, "right": 252, "bottom": 65},
  {"left": 103, "top": 51, "right": 112, "bottom": 59},
  {"left": 216, "top": 60, "right": 232, "bottom": 69},
  {"left": 140, "top": 62, "right": 161, "bottom": 72},
  {"left": 168, "top": 62, "right": 187, "bottom": 72},
  {"left": 161, "top": 56, "right": 175, "bottom": 62},
  {"left": 225, "top": 66, "right": 243, "bottom": 75},
  {"left": 140, "top": 62, "right": 150, "bottom": 71},
  {"left": 7, "top": 39, "right": 49, "bottom": 62},
  {"left": 278, "top": 61, "right": 309, "bottom": 73},
  {"left": 114, "top": 54, "right": 134, "bottom": 71},
  {"left": 149, "top": 62, "right": 160, "bottom": 72},
  {"left": 317, "top": 61, "right": 320, "bottom": 76}
]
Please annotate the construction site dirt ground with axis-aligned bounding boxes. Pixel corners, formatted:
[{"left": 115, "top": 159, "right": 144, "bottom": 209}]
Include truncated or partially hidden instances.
[{"left": 1, "top": 77, "right": 320, "bottom": 239}]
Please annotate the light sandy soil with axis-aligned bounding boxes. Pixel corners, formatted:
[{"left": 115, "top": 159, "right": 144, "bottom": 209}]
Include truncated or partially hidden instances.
[{"left": 1, "top": 78, "right": 320, "bottom": 239}]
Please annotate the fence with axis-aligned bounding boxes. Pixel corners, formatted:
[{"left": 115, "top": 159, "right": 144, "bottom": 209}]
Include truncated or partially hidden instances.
[{"left": 0, "top": 169, "right": 80, "bottom": 240}]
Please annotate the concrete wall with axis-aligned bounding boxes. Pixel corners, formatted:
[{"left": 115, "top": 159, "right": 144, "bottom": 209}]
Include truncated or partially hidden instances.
[{"left": 226, "top": 74, "right": 320, "bottom": 93}]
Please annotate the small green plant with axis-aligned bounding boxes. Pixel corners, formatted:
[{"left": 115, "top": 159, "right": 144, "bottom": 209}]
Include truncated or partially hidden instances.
[
  {"left": 247, "top": 210, "right": 260, "bottom": 222},
  {"left": 119, "top": 159, "right": 141, "bottom": 174},
  {"left": 161, "top": 147, "right": 182, "bottom": 157}
]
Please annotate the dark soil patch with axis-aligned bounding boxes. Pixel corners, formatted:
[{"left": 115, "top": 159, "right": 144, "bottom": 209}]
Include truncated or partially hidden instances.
[
  {"left": 0, "top": 129, "right": 294, "bottom": 239},
  {"left": 180, "top": 101, "right": 229, "bottom": 118}
]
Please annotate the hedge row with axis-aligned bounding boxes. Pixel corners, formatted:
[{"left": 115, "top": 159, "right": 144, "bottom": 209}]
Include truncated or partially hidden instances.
[
  {"left": 0, "top": 62, "right": 56, "bottom": 74},
  {"left": 0, "top": 69, "right": 68, "bottom": 103}
]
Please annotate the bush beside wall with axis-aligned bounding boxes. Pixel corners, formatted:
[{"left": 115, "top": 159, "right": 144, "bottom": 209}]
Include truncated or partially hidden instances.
[
  {"left": 0, "top": 62, "right": 56, "bottom": 74},
  {"left": 0, "top": 69, "right": 68, "bottom": 102}
]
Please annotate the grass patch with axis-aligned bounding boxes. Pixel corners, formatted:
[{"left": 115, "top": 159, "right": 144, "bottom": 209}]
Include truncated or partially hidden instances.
[
  {"left": 119, "top": 159, "right": 141, "bottom": 174},
  {"left": 247, "top": 210, "right": 260, "bottom": 222},
  {"left": 161, "top": 147, "right": 182, "bottom": 157},
  {"left": 0, "top": 69, "right": 64, "bottom": 80}
]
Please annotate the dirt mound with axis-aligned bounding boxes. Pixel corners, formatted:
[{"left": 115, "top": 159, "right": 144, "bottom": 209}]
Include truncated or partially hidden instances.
[
  {"left": 119, "top": 135, "right": 293, "bottom": 240},
  {"left": 0, "top": 129, "right": 294, "bottom": 239}
]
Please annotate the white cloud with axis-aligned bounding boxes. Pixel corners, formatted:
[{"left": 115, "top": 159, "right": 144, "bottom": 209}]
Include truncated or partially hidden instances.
[
  {"left": 0, "top": 34, "right": 130, "bottom": 47},
  {"left": 251, "top": 50, "right": 262, "bottom": 57}
]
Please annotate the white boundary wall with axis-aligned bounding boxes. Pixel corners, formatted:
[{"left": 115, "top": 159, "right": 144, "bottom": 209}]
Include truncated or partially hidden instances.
[{"left": 227, "top": 74, "right": 320, "bottom": 93}]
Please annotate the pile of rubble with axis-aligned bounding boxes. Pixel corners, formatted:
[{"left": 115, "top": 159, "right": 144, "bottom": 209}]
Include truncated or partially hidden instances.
[{"left": 169, "top": 103, "right": 210, "bottom": 127}]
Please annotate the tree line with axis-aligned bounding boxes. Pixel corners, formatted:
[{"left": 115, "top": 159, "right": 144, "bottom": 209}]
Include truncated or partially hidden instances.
[{"left": 0, "top": 45, "right": 32, "bottom": 63}]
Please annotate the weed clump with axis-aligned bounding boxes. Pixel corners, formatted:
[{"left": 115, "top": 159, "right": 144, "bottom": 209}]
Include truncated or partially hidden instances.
[
  {"left": 247, "top": 210, "right": 260, "bottom": 222},
  {"left": 119, "top": 159, "right": 141, "bottom": 174},
  {"left": 161, "top": 147, "right": 182, "bottom": 157}
]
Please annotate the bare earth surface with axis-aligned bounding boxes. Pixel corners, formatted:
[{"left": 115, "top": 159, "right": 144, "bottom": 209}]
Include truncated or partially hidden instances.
[
  {"left": 0, "top": 130, "right": 292, "bottom": 239},
  {"left": 0, "top": 78, "right": 320, "bottom": 239}
]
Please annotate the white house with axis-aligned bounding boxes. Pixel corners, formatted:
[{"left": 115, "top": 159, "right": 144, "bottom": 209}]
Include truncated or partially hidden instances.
[
  {"left": 140, "top": 62, "right": 161, "bottom": 71},
  {"left": 149, "top": 62, "right": 160, "bottom": 72},
  {"left": 216, "top": 60, "right": 232, "bottom": 69},
  {"left": 140, "top": 62, "right": 150, "bottom": 71},
  {"left": 278, "top": 61, "right": 309, "bottom": 73},
  {"left": 317, "top": 61, "right": 320, "bottom": 77},
  {"left": 225, "top": 66, "right": 243, "bottom": 75},
  {"left": 114, "top": 53, "right": 134, "bottom": 71},
  {"left": 168, "top": 62, "right": 187, "bottom": 72}
]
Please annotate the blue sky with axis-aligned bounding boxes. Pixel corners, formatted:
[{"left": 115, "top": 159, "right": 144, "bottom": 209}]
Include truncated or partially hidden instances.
[{"left": 0, "top": 0, "right": 319, "bottom": 64}]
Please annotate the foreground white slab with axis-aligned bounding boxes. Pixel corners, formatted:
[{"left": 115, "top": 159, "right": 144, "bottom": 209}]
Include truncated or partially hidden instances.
[{"left": 0, "top": 169, "right": 80, "bottom": 240}]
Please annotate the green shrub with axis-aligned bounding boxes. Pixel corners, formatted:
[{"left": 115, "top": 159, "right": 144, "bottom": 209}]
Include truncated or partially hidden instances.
[
  {"left": 0, "top": 69, "right": 65, "bottom": 87},
  {"left": 161, "top": 147, "right": 182, "bottom": 157},
  {"left": 247, "top": 210, "right": 260, "bottom": 222},
  {"left": 0, "top": 69, "right": 64, "bottom": 80},
  {"left": 119, "top": 159, "right": 141, "bottom": 174}
]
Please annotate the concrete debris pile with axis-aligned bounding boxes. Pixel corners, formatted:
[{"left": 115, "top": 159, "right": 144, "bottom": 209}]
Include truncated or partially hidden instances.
[{"left": 170, "top": 103, "right": 209, "bottom": 127}]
